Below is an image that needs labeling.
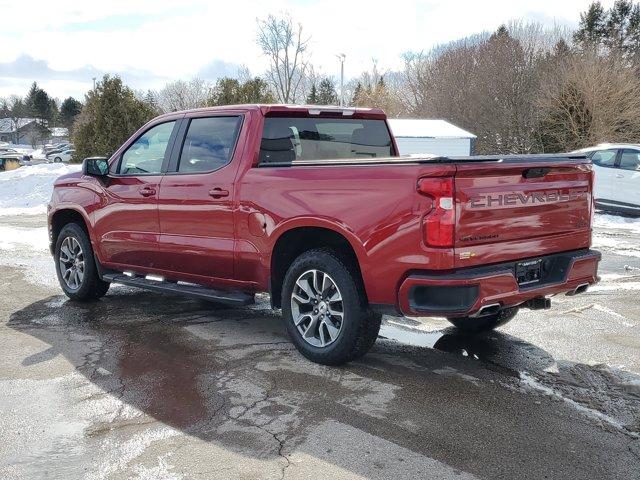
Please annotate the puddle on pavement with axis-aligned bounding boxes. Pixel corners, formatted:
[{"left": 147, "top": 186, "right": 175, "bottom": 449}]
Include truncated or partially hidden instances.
[
  {"left": 379, "top": 318, "right": 640, "bottom": 437},
  {"left": 379, "top": 321, "right": 446, "bottom": 349},
  {"left": 378, "top": 317, "right": 557, "bottom": 376}
]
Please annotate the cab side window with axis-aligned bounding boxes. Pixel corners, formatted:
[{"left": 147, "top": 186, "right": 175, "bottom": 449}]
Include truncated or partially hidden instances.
[
  {"left": 590, "top": 149, "right": 617, "bottom": 167},
  {"left": 177, "top": 116, "right": 242, "bottom": 173},
  {"left": 119, "top": 121, "right": 176, "bottom": 175},
  {"left": 619, "top": 149, "right": 640, "bottom": 171}
]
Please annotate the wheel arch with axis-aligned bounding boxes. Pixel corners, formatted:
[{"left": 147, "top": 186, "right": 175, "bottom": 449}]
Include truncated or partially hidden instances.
[
  {"left": 50, "top": 208, "right": 93, "bottom": 252},
  {"left": 269, "top": 223, "right": 368, "bottom": 309}
]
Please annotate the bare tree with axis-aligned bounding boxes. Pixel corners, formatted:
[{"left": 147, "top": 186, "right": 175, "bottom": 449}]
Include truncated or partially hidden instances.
[
  {"left": 256, "top": 14, "right": 310, "bottom": 103},
  {"left": 401, "top": 27, "right": 541, "bottom": 154},
  {"left": 348, "top": 61, "right": 404, "bottom": 116},
  {"left": 537, "top": 50, "right": 640, "bottom": 151},
  {"left": 507, "top": 19, "right": 573, "bottom": 56},
  {"left": 156, "top": 78, "right": 212, "bottom": 113}
]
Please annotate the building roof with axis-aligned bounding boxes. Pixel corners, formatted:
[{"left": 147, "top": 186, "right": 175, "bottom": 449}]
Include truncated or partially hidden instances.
[
  {"left": 50, "top": 127, "right": 69, "bottom": 137},
  {"left": 0, "top": 117, "right": 38, "bottom": 134},
  {"left": 388, "top": 119, "right": 476, "bottom": 139}
]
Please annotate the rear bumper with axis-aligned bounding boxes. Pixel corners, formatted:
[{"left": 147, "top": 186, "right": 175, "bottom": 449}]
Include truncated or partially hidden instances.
[{"left": 398, "top": 249, "right": 601, "bottom": 318}]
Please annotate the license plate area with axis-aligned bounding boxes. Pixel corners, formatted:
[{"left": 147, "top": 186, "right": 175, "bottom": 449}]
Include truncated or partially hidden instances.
[{"left": 516, "top": 259, "right": 542, "bottom": 287}]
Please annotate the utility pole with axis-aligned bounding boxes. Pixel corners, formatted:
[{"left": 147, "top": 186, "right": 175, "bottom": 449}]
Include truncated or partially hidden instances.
[
  {"left": 336, "top": 54, "right": 346, "bottom": 106},
  {"left": 92, "top": 77, "right": 96, "bottom": 90}
]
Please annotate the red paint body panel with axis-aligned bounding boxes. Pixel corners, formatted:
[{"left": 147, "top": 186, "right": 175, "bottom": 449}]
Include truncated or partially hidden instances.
[
  {"left": 48, "top": 104, "right": 600, "bottom": 316},
  {"left": 453, "top": 162, "right": 593, "bottom": 268}
]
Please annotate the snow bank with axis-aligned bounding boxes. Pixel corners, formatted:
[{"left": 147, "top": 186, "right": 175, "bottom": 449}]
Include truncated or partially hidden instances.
[
  {"left": 0, "top": 163, "right": 81, "bottom": 216},
  {"left": 0, "top": 225, "right": 49, "bottom": 251},
  {"left": 594, "top": 213, "right": 640, "bottom": 234}
]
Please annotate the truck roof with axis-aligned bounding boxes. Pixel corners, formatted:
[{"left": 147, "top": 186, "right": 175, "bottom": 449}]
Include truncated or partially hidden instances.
[{"left": 159, "top": 104, "right": 387, "bottom": 120}]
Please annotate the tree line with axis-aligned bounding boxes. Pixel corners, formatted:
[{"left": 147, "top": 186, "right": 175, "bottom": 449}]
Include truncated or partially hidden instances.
[
  {"left": 3, "top": 1, "right": 639, "bottom": 159},
  {"left": 1, "top": 83, "right": 82, "bottom": 132}
]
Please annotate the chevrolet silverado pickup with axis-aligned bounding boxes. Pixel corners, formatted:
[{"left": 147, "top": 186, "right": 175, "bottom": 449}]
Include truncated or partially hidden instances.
[{"left": 48, "top": 105, "right": 601, "bottom": 365}]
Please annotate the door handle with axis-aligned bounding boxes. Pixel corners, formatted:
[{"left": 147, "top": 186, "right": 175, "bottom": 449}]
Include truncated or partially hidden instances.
[
  {"left": 209, "top": 187, "right": 230, "bottom": 198},
  {"left": 616, "top": 173, "right": 624, "bottom": 178},
  {"left": 139, "top": 186, "right": 156, "bottom": 197}
]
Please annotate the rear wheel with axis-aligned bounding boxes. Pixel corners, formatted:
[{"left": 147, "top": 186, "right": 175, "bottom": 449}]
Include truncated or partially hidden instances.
[
  {"left": 54, "top": 157, "right": 62, "bottom": 163},
  {"left": 282, "top": 248, "right": 381, "bottom": 365},
  {"left": 55, "top": 223, "right": 110, "bottom": 301},
  {"left": 447, "top": 307, "right": 519, "bottom": 333}
]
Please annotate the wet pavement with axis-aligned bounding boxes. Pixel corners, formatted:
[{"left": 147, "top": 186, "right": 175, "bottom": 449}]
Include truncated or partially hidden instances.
[{"left": 1, "top": 212, "right": 640, "bottom": 479}]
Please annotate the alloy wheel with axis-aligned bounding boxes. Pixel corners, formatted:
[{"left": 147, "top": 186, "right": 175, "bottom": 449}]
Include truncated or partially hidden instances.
[
  {"left": 58, "top": 236, "right": 84, "bottom": 290},
  {"left": 291, "top": 269, "right": 344, "bottom": 348}
]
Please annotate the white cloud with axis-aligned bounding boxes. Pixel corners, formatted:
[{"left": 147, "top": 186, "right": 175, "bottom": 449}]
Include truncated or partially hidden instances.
[{"left": 0, "top": 0, "right": 618, "bottom": 99}]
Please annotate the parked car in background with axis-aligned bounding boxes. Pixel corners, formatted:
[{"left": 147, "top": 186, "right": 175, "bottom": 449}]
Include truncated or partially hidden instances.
[
  {"left": 44, "top": 142, "right": 70, "bottom": 154},
  {"left": 46, "top": 144, "right": 74, "bottom": 162},
  {"left": 50, "top": 148, "right": 75, "bottom": 163},
  {"left": 574, "top": 144, "right": 640, "bottom": 215},
  {"left": 46, "top": 148, "right": 65, "bottom": 159},
  {"left": 0, "top": 152, "right": 23, "bottom": 171}
]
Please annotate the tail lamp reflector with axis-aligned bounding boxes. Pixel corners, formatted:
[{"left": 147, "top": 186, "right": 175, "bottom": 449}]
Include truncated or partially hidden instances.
[{"left": 417, "top": 177, "right": 455, "bottom": 248}]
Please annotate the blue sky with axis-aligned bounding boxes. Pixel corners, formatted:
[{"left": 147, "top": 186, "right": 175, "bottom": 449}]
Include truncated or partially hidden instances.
[{"left": 0, "top": 0, "right": 616, "bottom": 100}]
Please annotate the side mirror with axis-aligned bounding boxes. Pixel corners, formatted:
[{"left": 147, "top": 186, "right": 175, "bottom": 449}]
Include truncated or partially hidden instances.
[{"left": 83, "top": 157, "right": 109, "bottom": 177}]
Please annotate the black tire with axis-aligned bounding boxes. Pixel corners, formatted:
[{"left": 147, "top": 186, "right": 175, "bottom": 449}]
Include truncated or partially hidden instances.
[
  {"left": 281, "top": 248, "right": 381, "bottom": 365},
  {"left": 54, "top": 157, "right": 62, "bottom": 163},
  {"left": 447, "top": 307, "right": 519, "bottom": 333},
  {"left": 54, "top": 223, "right": 110, "bottom": 301}
]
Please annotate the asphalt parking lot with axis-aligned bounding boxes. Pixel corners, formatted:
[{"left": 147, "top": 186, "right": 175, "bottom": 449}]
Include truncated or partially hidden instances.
[{"left": 1, "top": 212, "right": 639, "bottom": 479}]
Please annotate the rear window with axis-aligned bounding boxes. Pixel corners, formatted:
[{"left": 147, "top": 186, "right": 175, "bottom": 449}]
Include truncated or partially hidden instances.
[{"left": 259, "top": 117, "right": 393, "bottom": 164}]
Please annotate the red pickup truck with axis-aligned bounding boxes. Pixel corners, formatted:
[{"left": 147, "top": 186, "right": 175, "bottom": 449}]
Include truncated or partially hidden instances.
[{"left": 48, "top": 105, "right": 600, "bottom": 365}]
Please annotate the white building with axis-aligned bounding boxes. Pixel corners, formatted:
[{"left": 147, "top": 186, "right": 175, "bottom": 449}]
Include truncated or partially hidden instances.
[{"left": 388, "top": 119, "right": 476, "bottom": 157}]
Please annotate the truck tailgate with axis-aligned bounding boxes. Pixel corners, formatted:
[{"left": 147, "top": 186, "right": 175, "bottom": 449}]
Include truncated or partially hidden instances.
[{"left": 453, "top": 158, "right": 593, "bottom": 268}]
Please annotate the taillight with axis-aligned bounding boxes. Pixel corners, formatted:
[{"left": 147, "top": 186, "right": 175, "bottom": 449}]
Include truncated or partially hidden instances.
[{"left": 417, "top": 177, "right": 455, "bottom": 248}]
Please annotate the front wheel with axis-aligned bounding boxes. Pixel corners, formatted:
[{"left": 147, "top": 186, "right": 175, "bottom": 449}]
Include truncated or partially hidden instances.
[
  {"left": 282, "top": 248, "right": 381, "bottom": 365},
  {"left": 54, "top": 223, "right": 110, "bottom": 301},
  {"left": 54, "top": 157, "right": 62, "bottom": 163},
  {"left": 447, "top": 307, "right": 519, "bottom": 333}
]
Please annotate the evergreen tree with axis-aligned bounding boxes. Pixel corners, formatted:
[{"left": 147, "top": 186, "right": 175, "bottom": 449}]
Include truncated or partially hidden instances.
[
  {"left": 142, "top": 90, "right": 161, "bottom": 116},
  {"left": 240, "top": 78, "right": 274, "bottom": 103},
  {"left": 316, "top": 78, "right": 338, "bottom": 104},
  {"left": 351, "top": 82, "right": 363, "bottom": 106},
  {"left": 306, "top": 84, "right": 319, "bottom": 104},
  {"left": 73, "top": 75, "right": 155, "bottom": 162},
  {"left": 49, "top": 98, "right": 59, "bottom": 126},
  {"left": 24, "top": 82, "right": 53, "bottom": 122},
  {"left": 574, "top": 0, "right": 640, "bottom": 61},
  {"left": 211, "top": 78, "right": 243, "bottom": 105},
  {"left": 574, "top": 2, "right": 607, "bottom": 48},
  {"left": 59, "top": 97, "right": 82, "bottom": 128},
  {"left": 209, "top": 77, "right": 275, "bottom": 106}
]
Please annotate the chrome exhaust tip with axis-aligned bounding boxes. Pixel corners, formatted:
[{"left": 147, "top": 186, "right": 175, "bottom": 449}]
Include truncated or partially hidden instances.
[
  {"left": 566, "top": 283, "right": 589, "bottom": 296},
  {"left": 471, "top": 303, "right": 501, "bottom": 318}
]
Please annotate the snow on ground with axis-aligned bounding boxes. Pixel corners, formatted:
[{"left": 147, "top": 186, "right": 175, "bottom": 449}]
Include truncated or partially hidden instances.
[
  {"left": 0, "top": 225, "right": 48, "bottom": 251},
  {"left": 0, "top": 163, "right": 81, "bottom": 216},
  {"left": 594, "top": 213, "right": 640, "bottom": 234},
  {"left": 8, "top": 144, "right": 47, "bottom": 160},
  {"left": 592, "top": 235, "right": 640, "bottom": 258},
  {"left": 592, "top": 212, "right": 640, "bottom": 259}
]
